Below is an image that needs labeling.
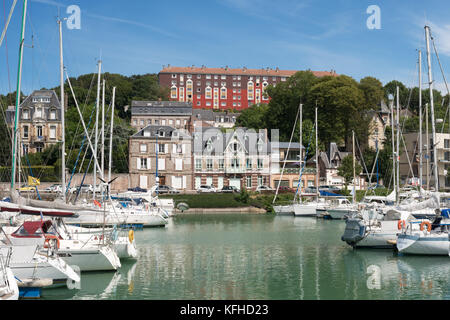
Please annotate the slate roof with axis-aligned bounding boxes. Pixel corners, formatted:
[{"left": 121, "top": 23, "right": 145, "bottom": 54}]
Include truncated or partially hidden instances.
[
  {"left": 131, "top": 101, "right": 192, "bottom": 116},
  {"left": 193, "top": 127, "right": 269, "bottom": 156},
  {"left": 6, "top": 90, "right": 61, "bottom": 124},
  {"left": 131, "top": 125, "right": 190, "bottom": 140}
]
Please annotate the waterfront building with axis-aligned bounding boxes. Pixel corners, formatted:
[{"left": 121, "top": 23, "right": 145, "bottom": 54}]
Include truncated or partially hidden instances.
[
  {"left": 318, "top": 143, "right": 366, "bottom": 190},
  {"left": 130, "top": 100, "right": 193, "bottom": 132},
  {"left": 269, "top": 142, "right": 317, "bottom": 191},
  {"left": 128, "top": 125, "right": 193, "bottom": 191},
  {"left": 158, "top": 65, "right": 337, "bottom": 110},
  {"left": 193, "top": 127, "right": 271, "bottom": 191},
  {"left": 367, "top": 100, "right": 392, "bottom": 151},
  {"left": 191, "top": 109, "right": 240, "bottom": 128},
  {"left": 401, "top": 132, "right": 450, "bottom": 190},
  {"left": 6, "top": 90, "right": 63, "bottom": 156}
]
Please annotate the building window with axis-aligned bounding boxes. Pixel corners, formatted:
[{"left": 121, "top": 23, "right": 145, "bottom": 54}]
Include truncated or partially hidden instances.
[
  {"left": 22, "top": 109, "right": 29, "bottom": 120},
  {"left": 23, "top": 144, "right": 28, "bottom": 155},
  {"left": 140, "top": 158, "right": 147, "bottom": 169},
  {"left": 195, "top": 159, "right": 202, "bottom": 170},
  {"left": 206, "top": 159, "right": 213, "bottom": 170},
  {"left": 158, "top": 144, "right": 165, "bottom": 153},
  {"left": 23, "top": 126, "right": 29, "bottom": 139},
  {"left": 133, "top": 120, "right": 137, "bottom": 125},
  {"left": 49, "top": 126, "right": 56, "bottom": 140},
  {"left": 49, "top": 109, "right": 56, "bottom": 120},
  {"left": 36, "top": 126, "right": 43, "bottom": 137},
  {"left": 218, "top": 159, "right": 224, "bottom": 170},
  {"left": 258, "top": 176, "right": 263, "bottom": 186},
  {"left": 171, "top": 86, "right": 177, "bottom": 99},
  {"left": 445, "top": 139, "right": 450, "bottom": 149},
  {"left": 246, "top": 158, "right": 252, "bottom": 170},
  {"left": 36, "top": 145, "right": 43, "bottom": 153},
  {"left": 172, "top": 74, "right": 177, "bottom": 78},
  {"left": 231, "top": 158, "right": 240, "bottom": 168},
  {"left": 257, "top": 159, "right": 263, "bottom": 169},
  {"left": 205, "top": 87, "right": 212, "bottom": 99},
  {"left": 246, "top": 176, "right": 252, "bottom": 188},
  {"left": 206, "top": 74, "right": 211, "bottom": 79},
  {"left": 220, "top": 87, "right": 227, "bottom": 99},
  {"left": 35, "top": 108, "right": 42, "bottom": 118},
  {"left": 140, "top": 144, "right": 147, "bottom": 153}
]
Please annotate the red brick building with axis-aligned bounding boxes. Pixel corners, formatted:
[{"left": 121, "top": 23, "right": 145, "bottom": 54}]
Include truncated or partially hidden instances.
[{"left": 158, "top": 66, "right": 337, "bottom": 110}]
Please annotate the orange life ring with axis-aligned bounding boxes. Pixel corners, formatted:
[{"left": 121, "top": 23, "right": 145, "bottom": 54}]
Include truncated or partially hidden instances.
[
  {"left": 397, "top": 220, "right": 406, "bottom": 230},
  {"left": 43, "top": 235, "right": 60, "bottom": 249},
  {"left": 420, "top": 221, "right": 432, "bottom": 232}
]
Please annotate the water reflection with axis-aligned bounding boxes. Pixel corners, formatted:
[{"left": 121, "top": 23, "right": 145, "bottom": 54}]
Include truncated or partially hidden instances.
[{"left": 44, "top": 214, "right": 450, "bottom": 300}]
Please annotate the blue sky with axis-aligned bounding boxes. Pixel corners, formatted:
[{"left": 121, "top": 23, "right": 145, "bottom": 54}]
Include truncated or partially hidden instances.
[{"left": 1, "top": 0, "right": 450, "bottom": 95}]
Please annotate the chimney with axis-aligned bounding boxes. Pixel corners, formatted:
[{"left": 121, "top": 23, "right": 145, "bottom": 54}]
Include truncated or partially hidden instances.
[
  {"left": 225, "top": 65, "right": 229, "bottom": 70},
  {"left": 276, "top": 67, "right": 279, "bottom": 72},
  {"left": 167, "top": 64, "right": 171, "bottom": 68},
  {"left": 243, "top": 66, "right": 247, "bottom": 72}
]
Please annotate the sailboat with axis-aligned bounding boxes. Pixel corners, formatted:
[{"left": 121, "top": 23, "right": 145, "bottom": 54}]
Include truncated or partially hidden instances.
[
  {"left": 396, "top": 25, "right": 450, "bottom": 256},
  {"left": 0, "top": 248, "right": 19, "bottom": 300}
]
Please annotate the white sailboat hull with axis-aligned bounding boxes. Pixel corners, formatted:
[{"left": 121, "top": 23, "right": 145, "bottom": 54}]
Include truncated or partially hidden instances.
[
  {"left": 293, "top": 203, "right": 318, "bottom": 217},
  {"left": 273, "top": 205, "right": 295, "bottom": 215},
  {"left": 58, "top": 245, "right": 121, "bottom": 271},
  {"left": 397, "top": 233, "right": 449, "bottom": 255},
  {"left": 328, "top": 208, "right": 356, "bottom": 220},
  {"left": 65, "top": 212, "right": 168, "bottom": 227}
]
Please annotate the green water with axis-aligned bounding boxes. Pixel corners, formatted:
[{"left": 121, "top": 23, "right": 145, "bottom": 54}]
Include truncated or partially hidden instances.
[{"left": 43, "top": 214, "right": 450, "bottom": 300}]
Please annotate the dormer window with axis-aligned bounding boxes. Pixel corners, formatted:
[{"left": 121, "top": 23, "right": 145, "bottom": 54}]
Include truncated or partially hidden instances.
[
  {"left": 35, "top": 107, "right": 42, "bottom": 119},
  {"left": 49, "top": 109, "right": 56, "bottom": 120},
  {"left": 22, "top": 109, "right": 29, "bottom": 120}
]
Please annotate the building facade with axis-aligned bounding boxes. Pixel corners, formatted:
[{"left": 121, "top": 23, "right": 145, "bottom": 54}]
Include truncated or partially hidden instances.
[
  {"left": 402, "top": 132, "right": 450, "bottom": 190},
  {"left": 6, "top": 90, "right": 63, "bottom": 156},
  {"left": 159, "top": 65, "right": 337, "bottom": 110},
  {"left": 130, "top": 101, "right": 192, "bottom": 132},
  {"left": 128, "top": 125, "right": 193, "bottom": 191},
  {"left": 193, "top": 127, "right": 271, "bottom": 191},
  {"left": 270, "top": 142, "right": 317, "bottom": 191}
]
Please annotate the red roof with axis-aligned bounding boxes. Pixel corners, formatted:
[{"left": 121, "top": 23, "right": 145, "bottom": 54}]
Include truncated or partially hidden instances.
[{"left": 160, "top": 66, "right": 338, "bottom": 78}]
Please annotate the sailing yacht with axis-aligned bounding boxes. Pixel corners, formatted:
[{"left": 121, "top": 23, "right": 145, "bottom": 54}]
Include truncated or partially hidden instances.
[
  {"left": 0, "top": 244, "right": 80, "bottom": 287},
  {"left": 0, "top": 248, "right": 19, "bottom": 300},
  {"left": 2, "top": 220, "right": 121, "bottom": 271}
]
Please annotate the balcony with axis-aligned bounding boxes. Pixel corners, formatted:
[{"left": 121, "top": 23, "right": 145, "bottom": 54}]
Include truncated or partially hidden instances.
[
  {"left": 225, "top": 166, "right": 245, "bottom": 174},
  {"left": 280, "top": 167, "right": 316, "bottom": 174}
]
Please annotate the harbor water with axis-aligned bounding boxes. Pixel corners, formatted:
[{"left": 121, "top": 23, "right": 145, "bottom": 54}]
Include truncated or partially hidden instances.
[{"left": 42, "top": 214, "right": 450, "bottom": 300}]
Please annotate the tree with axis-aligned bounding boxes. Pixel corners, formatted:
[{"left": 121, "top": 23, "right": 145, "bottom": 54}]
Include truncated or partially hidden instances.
[
  {"left": 337, "top": 155, "right": 362, "bottom": 191},
  {"left": 264, "top": 71, "right": 319, "bottom": 142},
  {"left": 235, "top": 103, "right": 269, "bottom": 129}
]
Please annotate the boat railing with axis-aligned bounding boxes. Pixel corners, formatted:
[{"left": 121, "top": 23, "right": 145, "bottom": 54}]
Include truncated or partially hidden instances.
[{"left": 0, "top": 248, "right": 11, "bottom": 289}]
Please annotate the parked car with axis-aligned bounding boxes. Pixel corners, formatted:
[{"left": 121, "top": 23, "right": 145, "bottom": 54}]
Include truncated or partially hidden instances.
[
  {"left": 155, "top": 185, "right": 180, "bottom": 194},
  {"left": 256, "top": 185, "right": 274, "bottom": 193},
  {"left": 44, "top": 184, "right": 61, "bottom": 193},
  {"left": 72, "top": 184, "right": 93, "bottom": 194},
  {"left": 18, "top": 184, "right": 36, "bottom": 193},
  {"left": 220, "top": 186, "right": 240, "bottom": 193},
  {"left": 278, "top": 186, "right": 294, "bottom": 193},
  {"left": 128, "top": 187, "right": 148, "bottom": 193},
  {"left": 197, "top": 185, "right": 217, "bottom": 193},
  {"left": 319, "top": 185, "right": 341, "bottom": 193}
]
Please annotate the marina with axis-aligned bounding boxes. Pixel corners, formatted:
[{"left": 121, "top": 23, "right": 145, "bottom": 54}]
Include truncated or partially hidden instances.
[
  {"left": 1, "top": 0, "right": 450, "bottom": 305},
  {"left": 36, "top": 214, "right": 450, "bottom": 300}
]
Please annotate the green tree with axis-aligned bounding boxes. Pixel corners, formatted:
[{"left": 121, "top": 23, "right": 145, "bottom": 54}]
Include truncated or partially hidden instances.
[
  {"left": 235, "top": 103, "right": 269, "bottom": 129},
  {"left": 337, "top": 155, "right": 362, "bottom": 191}
]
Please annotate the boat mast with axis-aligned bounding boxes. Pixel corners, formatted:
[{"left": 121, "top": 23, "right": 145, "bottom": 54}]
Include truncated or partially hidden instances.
[
  {"left": 10, "top": 0, "right": 28, "bottom": 193},
  {"left": 390, "top": 96, "right": 396, "bottom": 202},
  {"left": 93, "top": 60, "right": 102, "bottom": 200},
  {"left": 396, "top": 86, "right": 400, "bottom": 200},
  {"left": 352, "top": 130, "right": 356, "bottom": 205},
  {"left": 108, "top": 87, "right": 116, "bottom": 183},
  {"left": 58, "top": 18, "right": 66, "bottom": 203},
  {"left": 315, "top": 107, "right": 319, "bottom": 202},
  {"left": 418, "top": 50, "right": 423, "bottom": 194},
  {"left": 425, "top": 25, "right": 439, "bottom": 192},
  {"left": 426, "top": 103, "right": 429, "bottom": 190},
  {"left": 299, "top": 103, "right": 302, "bottom": 202},
  {"left": 101, "top": 79, "right": 105, "bottom": 179}
]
